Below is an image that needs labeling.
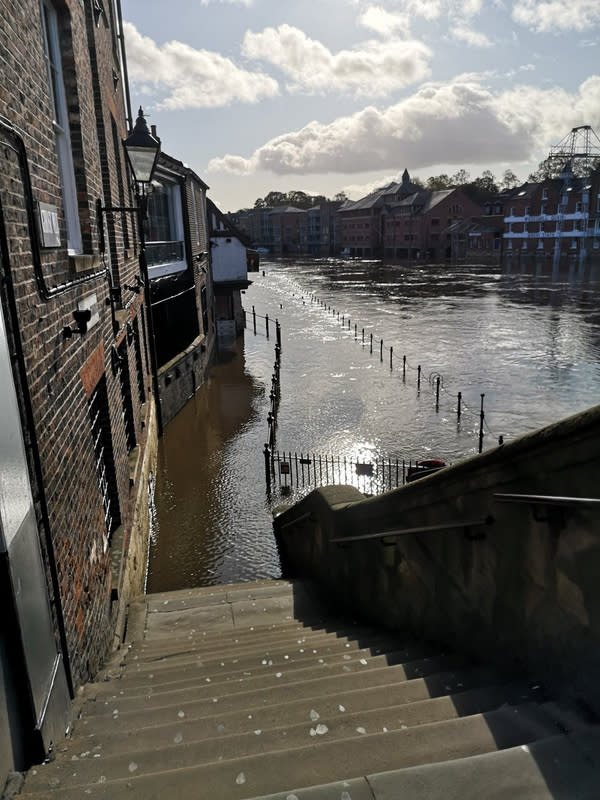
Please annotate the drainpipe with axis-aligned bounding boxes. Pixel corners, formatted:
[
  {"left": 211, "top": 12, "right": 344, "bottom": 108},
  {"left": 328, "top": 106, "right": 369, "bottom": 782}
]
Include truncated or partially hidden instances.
[{"left": 115, "top": 0, "right": 133, "bottom": 133}]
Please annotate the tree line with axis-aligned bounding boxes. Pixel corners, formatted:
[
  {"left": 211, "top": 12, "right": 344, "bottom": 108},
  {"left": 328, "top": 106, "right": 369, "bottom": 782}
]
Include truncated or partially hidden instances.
[{"left": 248, "top": 155, "right": 600, "bottom": 213}]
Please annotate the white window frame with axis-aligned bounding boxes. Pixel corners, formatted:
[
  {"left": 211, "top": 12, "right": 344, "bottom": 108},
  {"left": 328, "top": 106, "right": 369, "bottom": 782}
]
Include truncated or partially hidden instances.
[{"left": 41, "top": 0, "right": 82, "bottom": 255}]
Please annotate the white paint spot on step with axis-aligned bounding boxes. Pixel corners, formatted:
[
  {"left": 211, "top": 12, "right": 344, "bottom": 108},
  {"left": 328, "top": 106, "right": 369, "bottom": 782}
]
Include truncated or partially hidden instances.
[
  {"left": 174, "top": 733, "right": 183, "bottom": 744},
  {"left": 310, "top": 709, "right": 320, "bottom": 721},
  {"left": 235, "top": 772, "right": 246, "bottom": 785},
  {"left": 128, "top": 762, "right": 138, "bottom": 774}
]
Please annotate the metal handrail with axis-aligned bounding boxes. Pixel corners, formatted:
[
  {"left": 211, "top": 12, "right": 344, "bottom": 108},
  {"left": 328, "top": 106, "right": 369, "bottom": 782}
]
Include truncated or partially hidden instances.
[
  {"left": 330, "top": 517, "right": 493, "bottom": 544},
  {"left": 494, "top": 493, "right": 600, "bottom": 507},
  {"left": 278, "top": 511, "right": 313, "bottom": 531}
]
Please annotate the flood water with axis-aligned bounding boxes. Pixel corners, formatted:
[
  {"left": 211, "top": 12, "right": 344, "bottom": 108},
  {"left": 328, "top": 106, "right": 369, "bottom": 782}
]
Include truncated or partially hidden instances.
[{"left": 147, "top": 258, "right": 600, "bottom": 592}]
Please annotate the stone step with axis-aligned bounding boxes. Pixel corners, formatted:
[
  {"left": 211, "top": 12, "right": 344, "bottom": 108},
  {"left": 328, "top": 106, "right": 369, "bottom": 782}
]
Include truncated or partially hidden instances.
[
  {"left": 43, "top": 682, "right": 544, "bottom": 776},
  {"left": 242, "top": 732, "right": 600, "bottom": 800},
  {"left": 145, "top": 579, "right": 306, "bottom": 611},
  {"left": 19, "top": 704, "right": 560, "bottom": 800},
  {"left": 120, "top": 626, "right": 412, "bottom": 676},
  {"left": 89, "top": 640, "right": 431, "bottom": 700},
  {"left": 24, "top": 687, "right": 552, "bottom": 794},
  {"left": 71, "top": 665, "right": 501, "bottom": 737},
  {"left": 79, "top": 653, "right": 472, "bottom": 719},
  {"left": 142, "top": 593, "right": 328, "bottom": 640},
  {"left": 130, "top": 606, "right": 370, "bottom": 648}
]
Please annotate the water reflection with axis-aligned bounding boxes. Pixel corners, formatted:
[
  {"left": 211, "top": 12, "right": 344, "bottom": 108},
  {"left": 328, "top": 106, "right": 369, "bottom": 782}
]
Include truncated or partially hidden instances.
[
  {"left": 147, "top": 342, "right": 280, "bottom": 592},
  {"left": 149, "top": 259, "right": 600, "bottom": 590}
]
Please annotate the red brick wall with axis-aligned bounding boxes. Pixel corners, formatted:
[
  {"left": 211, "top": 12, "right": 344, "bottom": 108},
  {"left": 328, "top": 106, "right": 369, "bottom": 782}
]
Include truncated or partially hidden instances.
[{"left": 0, "top": 0, "right": 154, "bottom": 687}]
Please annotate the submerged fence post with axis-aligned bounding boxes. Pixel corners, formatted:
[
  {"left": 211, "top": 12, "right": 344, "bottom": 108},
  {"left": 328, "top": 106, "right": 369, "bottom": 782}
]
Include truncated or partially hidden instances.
[
  {"left": 370, "top": 333, "right": 373, "bottom": 354},
  {"left": 252, "top": 305, "right": 257, "bottom": 334},
  {"left": 354, "top": 323, "right": 357, "bottom": 339},
  {"left": 436, "top": 376, "right": 440, "bottom": 411},
  {"left": 479, "top": 394, "right": 485, "bottom": 453},
  {"left": 380, "top": 339, "right": 383, "bottom": 362},
  {"left": 264, "top": 444, "right": 271, "bottom": 495},
  {"left": 403, "top": 355, "right": 406, "bottom": 381},
  {"left": 417, "top": 365, "right": 421, "bottom": 391},
  {"left": 265, "top": 313, "right": 270, "bottom": 339},
  {"left": 390, "top": 346, "right": 393, "bottom": 370},
  {"left": 362, "top": 328, "right": 365, "bottom": 344},
  {"left": 276, "top": 319, "right": 281, "bottom": 348},
  {"left": 457, "top": 391, "right": 462, "bottom": 421}
]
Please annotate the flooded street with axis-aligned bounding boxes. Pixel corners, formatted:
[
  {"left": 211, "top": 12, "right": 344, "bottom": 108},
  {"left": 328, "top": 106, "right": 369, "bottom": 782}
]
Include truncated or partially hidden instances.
[{"left": 147, "top": 258, "right": 600, "bottom": 592}]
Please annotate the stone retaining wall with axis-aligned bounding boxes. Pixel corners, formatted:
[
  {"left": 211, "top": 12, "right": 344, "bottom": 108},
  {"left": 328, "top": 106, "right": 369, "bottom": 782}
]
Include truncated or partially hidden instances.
[
  {"left": 158, "top": 335, "right": 215, "bottom": 427},
  {"left": 274, "top": 404, "right": 600, "bottom": 713}
]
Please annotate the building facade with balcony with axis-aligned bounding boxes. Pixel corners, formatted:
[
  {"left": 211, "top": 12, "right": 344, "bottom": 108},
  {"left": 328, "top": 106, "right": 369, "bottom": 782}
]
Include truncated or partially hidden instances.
[
  {"left": 146, "top": 152, "right": 216, "bottom": 425},
  {"left": 502, "top": 168, "right": 600, "bottom": 264}
]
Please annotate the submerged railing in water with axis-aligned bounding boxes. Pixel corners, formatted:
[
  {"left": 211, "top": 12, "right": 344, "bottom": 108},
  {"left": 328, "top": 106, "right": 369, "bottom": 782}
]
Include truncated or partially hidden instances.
[{"left": 264, "top": 446, "right": 422, "bottom": 497}]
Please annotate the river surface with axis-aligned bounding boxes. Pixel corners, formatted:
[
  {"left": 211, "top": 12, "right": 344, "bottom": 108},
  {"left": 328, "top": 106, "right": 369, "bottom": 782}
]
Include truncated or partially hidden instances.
[{"left": 147, "top": 258, "right": 600, "bottom": 592}]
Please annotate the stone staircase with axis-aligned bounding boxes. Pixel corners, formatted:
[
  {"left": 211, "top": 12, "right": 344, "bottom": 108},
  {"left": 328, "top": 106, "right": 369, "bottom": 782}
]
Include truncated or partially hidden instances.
[{"left": 16, "top": 580, "right": 600, "bottom": 799}]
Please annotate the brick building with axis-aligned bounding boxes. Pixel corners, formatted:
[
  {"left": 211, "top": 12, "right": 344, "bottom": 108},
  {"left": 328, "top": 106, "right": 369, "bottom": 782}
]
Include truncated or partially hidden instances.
[
  {"left": 502, "top": 168, "right": 600, "bottom": 263},
  {"left": 1, "top": 0, "right": 158, "bottom": 784},
  {"left": 339, "top": 170, "right": 484, "bottom": 262}
]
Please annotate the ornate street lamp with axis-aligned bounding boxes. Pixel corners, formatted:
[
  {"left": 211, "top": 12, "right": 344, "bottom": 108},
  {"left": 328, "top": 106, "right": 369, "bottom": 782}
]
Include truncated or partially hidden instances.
[
  {"left": 123, "top": 107, "right": 160, "bottom": 187},
  {"left": 97, "top": 106, "right": 163, "bottom": 434}
]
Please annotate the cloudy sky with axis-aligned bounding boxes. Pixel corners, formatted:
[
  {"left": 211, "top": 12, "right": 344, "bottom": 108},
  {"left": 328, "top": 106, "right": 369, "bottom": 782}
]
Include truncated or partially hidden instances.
[{"left": 122, "top": 0, "right": 600, "bottom": 211}]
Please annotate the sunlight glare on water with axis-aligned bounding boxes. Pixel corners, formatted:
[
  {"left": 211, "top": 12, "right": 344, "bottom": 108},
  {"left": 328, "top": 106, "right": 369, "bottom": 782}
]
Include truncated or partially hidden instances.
[{"left": 147, "top": 258, "right": 600, "bottom": 591}]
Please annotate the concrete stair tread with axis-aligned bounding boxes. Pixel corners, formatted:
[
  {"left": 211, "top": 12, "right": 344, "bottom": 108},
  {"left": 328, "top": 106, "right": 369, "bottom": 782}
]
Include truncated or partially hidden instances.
[
  {"left": 70, "top": 665, "right": 503, "bottom": 736},
  {"left": 87, "top": 647, "right": 451, "bottom": 703},
  {"left": 124, "top": 617, "right": 383, "bottom": 659},
  {"left": 143, "top": 592, "right": 330, "bottom": 638},
  {"left": 145, "top": 579, "right": 304, "bottom": 610},
  {"left": 78, "top": 653, "right": 474, "bottom": 719},
  {"left": 37, "top": 683, "right": 547, "bottom": 785},
  {"left": 243, "top": 732, "right": 600, "bottom": 800},
  {"left": 118, "top": 628, "right": 417, "bottom": 676},
  {"left": 19, "top": 704, "right": 564, "bottom": 799}
]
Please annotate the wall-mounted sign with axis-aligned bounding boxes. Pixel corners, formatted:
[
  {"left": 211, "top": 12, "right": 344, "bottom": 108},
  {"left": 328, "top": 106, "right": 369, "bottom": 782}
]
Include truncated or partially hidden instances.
[
  {"left": 280, "top": 462, "right": 290, "bottom": 475},
  {"left": 78, "top": 293, "right": 100, "bottom": 332},
  {"left": 37, "top": 202, "right": 60, "bottom": 248}
]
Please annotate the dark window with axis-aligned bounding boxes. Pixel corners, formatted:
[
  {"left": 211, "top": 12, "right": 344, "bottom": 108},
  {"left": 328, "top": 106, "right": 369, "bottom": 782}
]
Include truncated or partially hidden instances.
[
  {"left": 115, "top": 341, "right": 136, "bottom": 453},
  {"left": 201, "top": 286, "right": 209, "bottom": 334},
  {"left": 88, "top": 377, "right": 120, "bottom": 541}
]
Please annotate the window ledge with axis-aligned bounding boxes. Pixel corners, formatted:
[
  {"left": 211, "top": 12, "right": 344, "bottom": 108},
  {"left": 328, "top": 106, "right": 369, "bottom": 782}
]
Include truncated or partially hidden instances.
[{"left": 69, "top": 253, "right": 101, "bottom": 274}]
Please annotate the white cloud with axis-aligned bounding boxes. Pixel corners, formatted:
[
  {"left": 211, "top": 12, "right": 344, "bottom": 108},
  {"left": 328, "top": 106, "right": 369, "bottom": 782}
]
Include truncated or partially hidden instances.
[
  {"left": 449, "top": 23, "right": 492, "bottom": 47},
  {"left": 123, "top": 22, "right": 278, "bottom": 109},
  {"left": 241, "top": 24, "right": 432, "bottom": 96},
  {"left": 208, "top": 76, "right": 600, "bottom": 176},
  {"left": 358, "top": 6, "right": 410, "bottom": 36},
  {"left": 512, "top": 0, "right": 600, "bottom": 32}
]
